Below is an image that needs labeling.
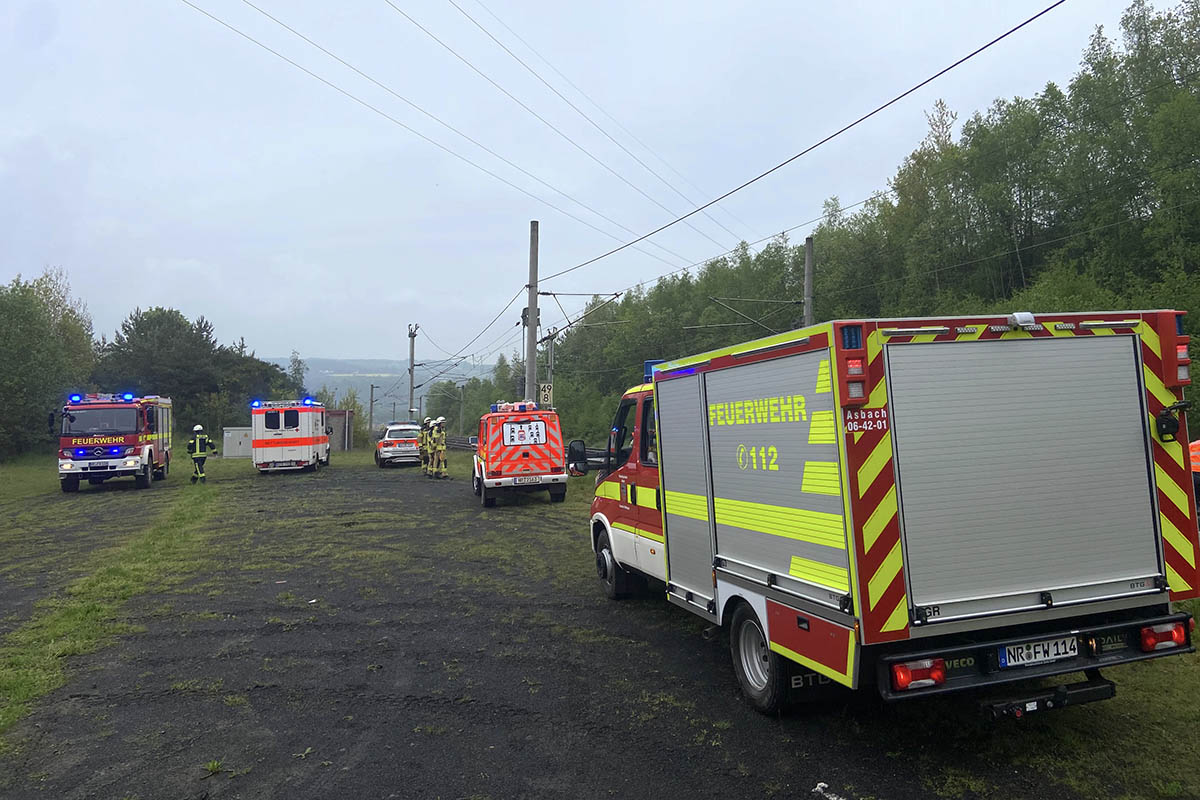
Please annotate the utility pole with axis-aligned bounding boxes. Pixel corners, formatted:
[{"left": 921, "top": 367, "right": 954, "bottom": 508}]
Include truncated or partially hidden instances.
[
  {"left": 391, "top": 401, "right": 396, "bottom": 420},
  {"left": 803, "top": 235, "right": 814, "bottom": 327},
  {"left": 407, "top": 323, "right": 419, "bottom": 420},
  {"left": 546, "top": 327, "right": 555, "bottom": 404},
  {"left": 368, "top": 383, "right": 380, "bottom": 436},
  {"left": 525, "top": 220, "right": 539, "bottom": 401},
  {"left": 458, "top": 384, "right": 465, "bottom": 436}
]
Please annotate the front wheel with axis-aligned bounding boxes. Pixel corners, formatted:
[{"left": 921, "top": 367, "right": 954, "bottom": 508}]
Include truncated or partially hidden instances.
[
  {"left": 728, "top": 604, "right": 788, "bottom": 714},
  {"left": 61, "top": 477, "right": 79, "bottom": 493},
  {"left": 134, "top": 464, "right": 151, "bottom": 489},
  {"left": 472, "top": 475, "right": 482, "bottom": 497},
  {"left": 595, "top": 532, "right": 629, "bottom": 600}
]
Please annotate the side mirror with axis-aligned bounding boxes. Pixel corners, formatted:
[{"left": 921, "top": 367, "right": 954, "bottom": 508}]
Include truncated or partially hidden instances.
[
  {"left": 468, "top": 435, "right": 479, "bottom": 447},
  {"left": 326, "top": 426, "right": 334, "bottom": 436},
  {"left": 567, "top": 439, "right": 588, "bottom": 476}
]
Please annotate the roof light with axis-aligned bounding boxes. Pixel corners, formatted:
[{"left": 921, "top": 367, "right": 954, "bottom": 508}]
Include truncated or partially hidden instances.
[
  {"left": 69, "top": 394, "right": 82, "bottom": 403},
  {"left": 302, "top": 396, "right": 314, "bottom": 406},
  {"left": 122, "top": 392, "right": 135, "bottom": 401},
  {"left": 250, "top": 400, "right": 262, "bottom": 408}
]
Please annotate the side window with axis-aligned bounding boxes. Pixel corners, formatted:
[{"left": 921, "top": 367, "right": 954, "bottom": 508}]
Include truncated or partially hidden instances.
[
  {"left": 284, "top": 409, "right": 300, "bottom": 428},
  {"left": 639, "top": 398, "right": 657, "bottom": 466},
  {"left": 609, "top": 399, "right": 636, "bottom": 468},
  {"left": 265, "top": 410, "right": 280, "bottom": 430}
]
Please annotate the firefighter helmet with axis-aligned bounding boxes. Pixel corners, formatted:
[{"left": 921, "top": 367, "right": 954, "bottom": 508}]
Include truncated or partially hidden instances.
[
  {"left": 193, "top": 424, "right": 203, "bottom": 432},
  {"left": 436, "top": 416, "right": 446, "bottom": 424}
]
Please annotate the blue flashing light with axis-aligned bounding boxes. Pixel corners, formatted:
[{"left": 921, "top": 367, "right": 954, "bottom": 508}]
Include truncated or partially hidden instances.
[
  {"left": 110, "top": 447, "right": 121, "bottom": 455},
  {"left": 122, "top": 392, "right": 135, "bottom": 401},
  {"left": 490, "top": 404, "right": 499, "bottom": 412},
  {"left": 302, "top": 396, "right": 315, "bottom": 406},
  {"left": 841, "top": 325, "right": 863, "bottom": 350},
  {"left": 75, "top": 449, "right": 87, "bottom": 457},
  {"left": 69, "top": 394, "right": 82, "bottom": 403},
  {"left": 643, "top": 359, "right": 666, "bottom": 383},
  {"left": 250, "top": 400, "right": 262, "bottom": 409}
]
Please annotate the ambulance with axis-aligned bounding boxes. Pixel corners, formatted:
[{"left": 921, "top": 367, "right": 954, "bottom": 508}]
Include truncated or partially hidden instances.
[
  {"left": 251, "top": 398, "right": 331, "bottom": 473},
  {"left": 472, "top": 401, "right": 567, "bottom": 507},
  {"left": 569, "top": 311, "right": 1199, "bottom": 716},
  {"left": 56, "top": 392, "right": 173, "bottom": 492}
]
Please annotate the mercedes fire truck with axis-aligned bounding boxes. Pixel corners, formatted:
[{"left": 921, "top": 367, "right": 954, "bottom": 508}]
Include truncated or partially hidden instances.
[{"left": 56, "top": 392, "right": 173, "bottom": 492}]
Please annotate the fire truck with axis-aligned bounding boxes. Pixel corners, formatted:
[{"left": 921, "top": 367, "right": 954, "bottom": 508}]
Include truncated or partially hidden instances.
[
  {"left": 568, "top": 311, "right": 1199, "bottom": 717},
  {"left": 251, "top": 398, "right": 331, "bottom": 473},
  {"left": 473, "top": 401, "right": 567, "bottom": 507},
  {"left": 56, "top": 392, "right": 173, "bottom": 493}
]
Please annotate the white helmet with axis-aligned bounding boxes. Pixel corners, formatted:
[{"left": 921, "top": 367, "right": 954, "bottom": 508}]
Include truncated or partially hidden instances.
[
  {"left": 436, "top": 416, "right": 446, "bottom": 424},
  {"left": 424, "top": 417, "right": 431, "bottom": 424},
  {"left": 193, "top": 424, "right": 203, "bottom": 432}
]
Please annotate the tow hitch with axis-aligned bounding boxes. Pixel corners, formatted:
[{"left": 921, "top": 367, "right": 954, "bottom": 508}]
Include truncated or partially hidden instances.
[{"left": 983, "top": 669, "right": 1115, "bottom": 720}]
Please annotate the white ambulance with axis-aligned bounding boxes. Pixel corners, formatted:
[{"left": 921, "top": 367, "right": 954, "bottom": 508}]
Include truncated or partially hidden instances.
[{"left": 251, "top": 398, "right": 331, "bottom": 473}]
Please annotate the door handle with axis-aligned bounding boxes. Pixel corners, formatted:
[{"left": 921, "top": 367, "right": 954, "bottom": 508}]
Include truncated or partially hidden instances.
[{"left": 630, "top": 484, "right": 637, "bottom": 504}]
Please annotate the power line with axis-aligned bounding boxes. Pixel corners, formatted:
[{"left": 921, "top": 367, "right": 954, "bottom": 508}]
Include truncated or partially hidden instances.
[
  {"left": 469, "top": 0, "right": 761, "bottom": 241},
  {"left": 178, "top": 0, "right": 688, "bottom": 271},
  {"left": 381, "top": 0, "right": 733, "bottom": 253},
  {"left": 445, "top": 0, "right": 745, "bottom": 247},
  {"left": 538, "top": 0, "right": 1069, "bottom": 283}
]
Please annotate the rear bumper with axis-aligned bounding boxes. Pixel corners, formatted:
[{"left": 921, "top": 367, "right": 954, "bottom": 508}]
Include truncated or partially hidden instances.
[
  {"left": 379, "top": 447, "right": 419, "bottom": 462},
  {"left": 877, "top": 611, "right": 1193, "bottom": 701},
  {"left": 256, "top": 461, "right": 308, "bottom": 471},
  {"left": 59, "top": 458, "right": 142, "bottom": 478},
  {"left": 482, "top": 474, "right": 567, "bottom": 490}
]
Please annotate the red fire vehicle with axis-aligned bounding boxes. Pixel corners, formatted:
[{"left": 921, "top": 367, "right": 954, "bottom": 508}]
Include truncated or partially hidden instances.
[
  {"left": 472, "top": 401, "right": 567, "bottom": 507},
  {"left": 56, "top": 392, "right": 173, "bottom": 493}
]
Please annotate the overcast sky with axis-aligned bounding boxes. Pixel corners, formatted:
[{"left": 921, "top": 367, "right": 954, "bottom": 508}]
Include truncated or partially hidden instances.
[{"left": 3, "top": 0, "right": 1131, "bottom": 365}]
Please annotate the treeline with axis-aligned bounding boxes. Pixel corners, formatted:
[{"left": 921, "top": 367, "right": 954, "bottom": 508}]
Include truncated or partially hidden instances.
[
  {"left": 535, "top": 0, "right": 1200, "bottom": 443},
  {"left": 0, "top": 271, "right": 309, "bottom": 458}
]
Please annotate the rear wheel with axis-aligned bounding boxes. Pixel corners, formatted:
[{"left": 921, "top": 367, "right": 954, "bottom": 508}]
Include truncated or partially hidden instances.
[
  {"left": 61, "top": 477, "right": 79, "bottom": 493},
  {"left": 481, "top": 483, "right": 496, "bottom": 508},
  {"left": 549, "top": 487, "right": 566, "bottom": 503},
  {"left": 729, "top": 603, "right": 788, "bottom": 714},
  {"left": 135, "top": 465, "right": 151, "bottom": 489},
  {"left": 374, "top": 452, "right": 382, "bottom": 468},
  {"left": 595, "top": 532, "right": 629, "bottom": 599}
]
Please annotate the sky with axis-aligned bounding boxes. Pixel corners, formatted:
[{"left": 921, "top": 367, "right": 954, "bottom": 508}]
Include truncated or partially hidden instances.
[{"left": 2, "top": 0, "right": 1134, "bottom": 367}]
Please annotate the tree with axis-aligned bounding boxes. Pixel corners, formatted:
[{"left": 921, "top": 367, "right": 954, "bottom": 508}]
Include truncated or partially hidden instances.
[{"left": 287, "top": 350, "right": 308, "bottom": 396}]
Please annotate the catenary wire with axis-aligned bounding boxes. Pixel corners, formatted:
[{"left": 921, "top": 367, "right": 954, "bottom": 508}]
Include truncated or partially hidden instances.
[{"left": 538, "top": 0, "right": 1069, "bottom": 283}]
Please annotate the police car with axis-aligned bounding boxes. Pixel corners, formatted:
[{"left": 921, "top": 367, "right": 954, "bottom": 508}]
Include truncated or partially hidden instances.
[{"left": 375, "top": 422, "right": 421, "bottom": 467}]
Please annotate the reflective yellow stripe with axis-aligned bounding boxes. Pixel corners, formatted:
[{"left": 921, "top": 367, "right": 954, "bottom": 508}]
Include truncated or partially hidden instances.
[
  {"left": 788, "top": 555, "right": 849, "bottom": 592},
  {"left": 815, "top": 359, "right": 831, "bottom": 393},
  {"left": 595, "top": 481, "right": 619, "bottom": 501},
  {"left": 880, "top": 595, "right": 909, "bottom": 632},
  {"left": 800, "top": 462, "right": 841, "bottom": 496},
  {"left": 658, "top": 323, "right": 835, "bottom": 370},
  {"left": 1139, "top": 319, "right": 1162, "bottom": 358},
  {"left": 808, "top": 410, "right": 835, "bottom": 445},
  {"left": 1161, "top": 514, "right": 1197, "bottom": 569},
  {"left": 1166, "top": 562, "right": 1192, "bottom": 593},
  {"left": 856, "top": 431, "right": 892, "bottom": 498},
  {"left": 868, "top": 540, "right": 903, "bottom": 610},
  {"left": 612, "top": 521, "right": 665, "bottom": 543},
  {"left": 862, "top": 484, "right": 897, "bottom": 553},
  {"left": 1156, "top": 463, "right": 1190, "bottom": 517},
  {"left": 1145, "top": 364, "right": 1178, "bottom": 410},
  {"left": 663, "top": 489, "right": 709, "bottom": 521},
  {"left": 634, "top": 487, "right": 659, "bottom": 510},
  {"left": 713, "top": 497, "right": 845, "bottom": 549},
  {"left": 768, "top": 635, "right": 855, "bottom": 688}
]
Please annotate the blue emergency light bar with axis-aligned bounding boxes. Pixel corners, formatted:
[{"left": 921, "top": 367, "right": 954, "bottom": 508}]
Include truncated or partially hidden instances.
[
  {"left": 250, "top": 400, "right": 262, "bottom": 408},
  {"left": 302, "top": 396, "right": 315, "bottom": 406},
  {"left": 122, "top": 392, "right": 135, "bottom": 401},
  {"left": 643, "top": 360, "right": 665, "bottom": 382},
  {"left": 69, "top": 394, "right": 83, "bottom": 403}
]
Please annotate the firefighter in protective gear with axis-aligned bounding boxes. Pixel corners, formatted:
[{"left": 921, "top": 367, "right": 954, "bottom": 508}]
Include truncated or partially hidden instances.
[
  {"left": 187, "top": 424, "right": 218, "bottom": 484},
  {"left": 420, "top": 416, "right": 432, "bottom": 475},
  {"left": 431, "top": 417, "right": 448, "bottom": 479}
]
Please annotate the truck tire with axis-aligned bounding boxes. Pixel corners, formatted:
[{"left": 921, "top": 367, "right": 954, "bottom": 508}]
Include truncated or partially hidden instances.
[
  {"left": 61, "top": 477, "right": 79, "bottom": 493},
  {"left": 135, "top": 464, "right": 151, "bottom": 489},
  {"left": 595, "top": 532, "right": 629, "bottom": 599},
  {"left": 481, "top": 483, "right": 496, "bottom": 508},
  {"left": 729, "top": 603, "right": 788, "bottom": 714},
  {"left": 549, "top": 487, "right": 566, "bottom": 503},
  {"left": 472, "top": 475, "right": 482, "bottom": 496}
]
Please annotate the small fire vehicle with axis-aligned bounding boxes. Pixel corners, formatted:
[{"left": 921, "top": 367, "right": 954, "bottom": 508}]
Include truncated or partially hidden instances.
[
  {"left": 56, "top": 392, "right": 173, "bottom": 492},
  {"left": 472, "top": 401, "right": 566, "bottom": 507}
]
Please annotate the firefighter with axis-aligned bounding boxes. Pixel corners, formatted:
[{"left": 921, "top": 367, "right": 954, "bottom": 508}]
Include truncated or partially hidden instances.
[
  {"left": 187, "top": 424, "right": 218, "bottom": 484},
  {"left": 420, "top": 416, "right": 432, "bottom": 475},
  {"left": 431, "top": 416, "right": 448, "bottom": 479}
]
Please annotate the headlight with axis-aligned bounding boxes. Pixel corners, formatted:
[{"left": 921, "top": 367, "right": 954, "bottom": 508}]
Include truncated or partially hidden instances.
[
  {"left": 123, "top": 458, "right": 139, "bottom": 467},
  {"left": 62, "top": 462, "right": 74, "bottom": 470}
]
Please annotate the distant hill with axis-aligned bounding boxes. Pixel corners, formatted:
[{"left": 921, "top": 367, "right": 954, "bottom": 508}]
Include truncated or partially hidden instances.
[{"left": 265, "top": 357, "right": 493, "bottom": 422}]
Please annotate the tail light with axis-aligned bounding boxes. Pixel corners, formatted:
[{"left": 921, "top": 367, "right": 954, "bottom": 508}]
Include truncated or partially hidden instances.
[
  {"left": 1140, "top": 622, "right": 1187, "bottom": 652},
  {"left": 1176, "top": 344, "right": 1190, "bottom": 382},
  {"left": 891, "top": 657, "right": 946, "bottom": 691},
  {"left": 487, "top": 470, "right": 501, "bottom": 478},
  {"left": 847, "top": 381, "right": 865, "bottom": 399},
  {"left": 846, "top": 358, "right": 864, "bottom": 376},
  {"left": 549, "top": 466, "right": 564, "bottom": 474}
]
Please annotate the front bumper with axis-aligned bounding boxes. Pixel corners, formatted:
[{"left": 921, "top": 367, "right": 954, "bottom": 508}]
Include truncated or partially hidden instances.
[
  {"left": 877, "top": 611, "right": 1193, "bottom": 701},
  {"left": 59, "top": 458, "right": 142, "bottom": 478}
]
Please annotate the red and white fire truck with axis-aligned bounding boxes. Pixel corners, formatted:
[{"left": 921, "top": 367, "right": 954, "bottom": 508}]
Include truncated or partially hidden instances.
[
  {"left": 57, "top": 392, "right": 173, "bottom": 492},
  {"left": 569, "top": 311, "right": 1199, "bottom": 717},
  {"left": 472, "top": 401, "right": 567, "bottom": 507},
  {"left": 251, "top": 398, "right": 331, "bottom": 473}
]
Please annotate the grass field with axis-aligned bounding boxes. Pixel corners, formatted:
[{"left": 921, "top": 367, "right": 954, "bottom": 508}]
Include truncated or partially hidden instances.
[{"left": 0, "top": 448, "right": 1197, "bottom": 799}]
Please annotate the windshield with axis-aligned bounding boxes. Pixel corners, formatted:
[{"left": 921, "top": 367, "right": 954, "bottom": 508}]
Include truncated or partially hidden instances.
[
  {"left": 386, "top": 427, "right": 418, "bottom": 439},
  {"left": 63, "top": 408, "right": 140, "bottom": 435}
]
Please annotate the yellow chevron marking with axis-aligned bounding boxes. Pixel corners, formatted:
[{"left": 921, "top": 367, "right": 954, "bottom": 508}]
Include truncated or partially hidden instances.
[
  {"left": 954, "top": 326, "right": 989, "bottom": 341},
  {"left": 816, "top": 359, "right": 832, "bottom": 394},
  {"left": 1161, "top": 513, "right": 1197, "bottom": 569},
  {"left": 857, "top": 431, "right": 892, "bottom": 498},
  {"left": 801, "top": 462, "right": 841, "bottom": 496},
  {"left": 1041, "top": 322, "right": 1073, "bottom": 337},
  {"left": 1166, "top": 562, "right": 1192, "bottom": 593},
  {"left": 867, "top": 330, "right": 883, "bottom": 365},
  {"left": 1155, "top": 463, "right": 1190, "bottom": 518},
  {"left": 595, "top": 481, "right": 620, "bottom": 500},
  {"left": 663, "top": 489, "right": 709, "bottom": 521},
  {"left": 880, "top": 594, "right": 909, "bottom": 632},
  {"left": 1144, "top": 364, "right": 1179, "bottom": 409},
  {"left": 809, "top": 410, "right": 836, "bottom": 445},
  {"left": 788, "top": 556, "right": 850, "bottom": 592},
  {"left": 862, "top": 485, "right": 897, "bottom": 553},
  {"left": 769, "top": 640, "right": 854, "bottom": 688},
  {"left": 713, "top": 497, "right": 846, "bottom": 550},
  {"left": 1139, "top": 319, "right": 1162, "bottom": 359},
  {"left": 868, "top": 540, "right": 903, "bottom": 610},
  {"left": 1082, "top": 321, "right": 1116, "bottom": 336}
]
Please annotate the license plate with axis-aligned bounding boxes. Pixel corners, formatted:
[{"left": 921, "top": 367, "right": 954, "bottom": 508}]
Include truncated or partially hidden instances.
[
  {"left": 998, "top": 635, "right": 1078, "bottom": 668},
  {"left": 515, "top": 475, "right": 541, "bottom": 485}
]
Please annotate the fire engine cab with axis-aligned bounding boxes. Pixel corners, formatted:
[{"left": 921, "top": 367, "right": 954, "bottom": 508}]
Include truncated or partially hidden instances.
[
  {"left": 56, "top": 392, "right": 173, "bottom": 493},
  {"left": 251, "top": 398, "right": 331, "bottom": 473},
  {"left": 472, "top": 401, "right": 567, "bottom": 507},
  {"left": 570, "top": 311, "right": 1199, "bottom": 716}
]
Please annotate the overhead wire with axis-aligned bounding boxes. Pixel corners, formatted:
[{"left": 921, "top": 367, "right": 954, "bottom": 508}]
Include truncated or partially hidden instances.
[
  {"left": 380, "top": 0, "right": 733, "bottom": 253},
  {"left": 537, "top": 0, "right": 1070, "bottom": 283}
]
